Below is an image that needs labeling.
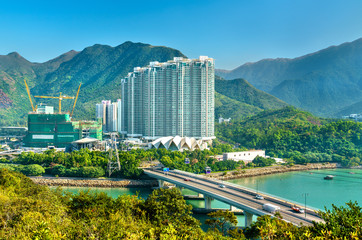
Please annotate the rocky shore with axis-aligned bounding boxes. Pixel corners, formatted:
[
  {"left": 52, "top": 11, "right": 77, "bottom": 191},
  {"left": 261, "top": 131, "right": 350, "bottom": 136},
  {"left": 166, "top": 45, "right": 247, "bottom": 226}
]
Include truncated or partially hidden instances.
[
  {"left": 209, "top": 163, "right": 338, "bottom": 180},
  {"left": 31, "top": 177, "right": 158, "bottom": 188},
  {"left": 31, "top": 163, "right": 338, "bottom": 188}
]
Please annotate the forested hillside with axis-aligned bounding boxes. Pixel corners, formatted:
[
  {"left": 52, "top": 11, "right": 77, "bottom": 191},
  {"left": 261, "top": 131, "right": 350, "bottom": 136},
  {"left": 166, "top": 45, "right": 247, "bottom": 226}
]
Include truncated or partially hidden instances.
[
  {"left": 0, "top": 168, "right": 360, "bottom": 239},
  {"left": 216, "top": 107, "right": 362, "bottom": 166},
  {"left": 0, "top": 42, "right": 185, "bottom": 125},
  {"left": 0, "top": 42, "right": 289, "bottom": 126},
  {"left": 216, "top": 38, "right": 362, "bottom": 117}
]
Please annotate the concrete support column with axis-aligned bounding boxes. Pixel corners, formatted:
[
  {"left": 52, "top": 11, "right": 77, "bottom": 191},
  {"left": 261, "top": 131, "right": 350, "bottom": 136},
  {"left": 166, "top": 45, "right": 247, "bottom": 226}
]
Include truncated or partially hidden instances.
[
  {"left": 158, "top": 180, "right": 164, "bottom": 188},
  {"left": 198, "top": 193, "right": 204, "bottom": 198},
  {"left": 205, "top": 196, "right": 213, "bottom": 209},
  {"left": 244, "top": 211, "right": 253, "bottom": 228}
]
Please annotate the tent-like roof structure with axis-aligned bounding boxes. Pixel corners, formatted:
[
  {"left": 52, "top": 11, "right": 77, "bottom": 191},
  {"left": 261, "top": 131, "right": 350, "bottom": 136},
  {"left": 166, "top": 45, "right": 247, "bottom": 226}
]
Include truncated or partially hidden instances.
[{"left": 149, "top": 136, "right": 208, "bottom": 151}]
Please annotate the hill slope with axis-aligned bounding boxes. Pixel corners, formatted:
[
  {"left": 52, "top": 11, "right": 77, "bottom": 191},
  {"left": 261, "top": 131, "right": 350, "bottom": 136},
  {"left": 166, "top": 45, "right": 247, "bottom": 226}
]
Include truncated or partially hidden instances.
[
  {"left": 0, "top": 42, "right": 185, "bottom": 125},
  {"left": 215, "top": 77, "right": 288, "bottom": 110},
  {"left": 216, "top": 38, "right": 362, "bottom": 117},
  {"left": 216, "top": 107, "right": 361, "bottom": 166}
]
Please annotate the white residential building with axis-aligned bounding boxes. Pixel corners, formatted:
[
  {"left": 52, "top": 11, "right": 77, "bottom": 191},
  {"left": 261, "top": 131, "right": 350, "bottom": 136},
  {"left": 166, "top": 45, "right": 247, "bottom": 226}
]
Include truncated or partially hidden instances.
[
  {"left": 223, "top": 150, "right": 266, "bottom": 163},
  {"left": 96, "top": 100, "right": 121, "bottom": 133},
  {"left": 121, "top": 56, "right": 215, "bottom": 140}
]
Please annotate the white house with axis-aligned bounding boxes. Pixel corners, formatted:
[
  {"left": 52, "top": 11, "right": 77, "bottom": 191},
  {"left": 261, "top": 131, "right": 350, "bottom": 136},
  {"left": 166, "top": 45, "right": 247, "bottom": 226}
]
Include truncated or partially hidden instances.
[{"left": 223, "top": 150, "right": 266, "bottom": 163}]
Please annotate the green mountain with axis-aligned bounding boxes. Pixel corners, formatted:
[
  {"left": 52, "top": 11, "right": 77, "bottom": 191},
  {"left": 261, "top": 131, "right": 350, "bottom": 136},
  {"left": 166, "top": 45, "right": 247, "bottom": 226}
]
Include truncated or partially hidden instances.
[
  {"left": 0, "top": 41, "right": 289, "bottom": 126},
  {"left": 215, "top": 77, "right": 288, "bottom": 110},
  {"left": 216, "top": 106, "right": 361, "bottom": 166},
  {"left": 214, "top": 76, "right": 288, "bottom": 121},
  {"left": 214, "top": 92, "right": 262, "bottom": 121},
  {"left": 216, "top": 38, "right": 362, "bottom": 117},
  {"left": 0, "top": 42, "right": 185, "bottom": 125}
]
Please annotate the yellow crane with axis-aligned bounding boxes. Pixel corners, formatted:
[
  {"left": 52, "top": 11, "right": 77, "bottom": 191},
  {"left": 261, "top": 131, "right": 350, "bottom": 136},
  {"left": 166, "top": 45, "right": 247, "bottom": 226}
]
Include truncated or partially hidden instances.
[
  {"left": 24, "top": 79, "right": 36, "bottom": 112},
  {"left": 34, "top": 92, "right": 74, "bottom": 114},
  {"left": 70, "top": 83, "right": 82, "bottom": 117}
]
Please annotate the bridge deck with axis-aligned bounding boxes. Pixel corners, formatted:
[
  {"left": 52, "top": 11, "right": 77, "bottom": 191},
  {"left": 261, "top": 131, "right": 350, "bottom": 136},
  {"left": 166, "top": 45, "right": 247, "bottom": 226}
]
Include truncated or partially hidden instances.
[{"left": 144, "top": 169, "right": 323, "bottom": 226}]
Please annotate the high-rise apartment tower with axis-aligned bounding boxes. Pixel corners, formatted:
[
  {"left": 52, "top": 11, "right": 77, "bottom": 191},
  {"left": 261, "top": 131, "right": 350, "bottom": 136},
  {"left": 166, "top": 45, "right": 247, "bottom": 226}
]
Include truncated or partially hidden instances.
[{"left": 121, "top": 56, "right": 214, "bottom": 140}]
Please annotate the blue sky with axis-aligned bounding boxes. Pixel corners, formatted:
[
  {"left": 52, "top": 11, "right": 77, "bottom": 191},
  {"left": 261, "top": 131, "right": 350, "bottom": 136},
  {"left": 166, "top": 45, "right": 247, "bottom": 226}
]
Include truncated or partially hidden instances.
[{"left": 1, "top": 0, "right": 362, "bottom": 69}]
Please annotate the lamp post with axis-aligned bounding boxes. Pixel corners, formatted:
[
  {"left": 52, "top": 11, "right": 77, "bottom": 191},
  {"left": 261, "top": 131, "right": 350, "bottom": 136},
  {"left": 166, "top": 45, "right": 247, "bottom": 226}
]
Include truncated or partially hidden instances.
[{"left": 302, "top": 193, "right": 309, "bottom": 218}]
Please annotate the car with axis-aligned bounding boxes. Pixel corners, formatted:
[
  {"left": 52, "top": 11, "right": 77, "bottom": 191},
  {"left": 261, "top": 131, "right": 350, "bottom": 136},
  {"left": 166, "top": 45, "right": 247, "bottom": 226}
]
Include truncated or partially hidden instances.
[
  {"left": 291, "top": 205, "right": 305, "bottom": 213},
  {"left": 219, "top": 184, "right": 226, "bottom": 188},
  {"left": 184, "top": 178, "right": 191, "bottom": 181},
  {"left": 255, "top": 194, "right": 264, "bottom": 200}
]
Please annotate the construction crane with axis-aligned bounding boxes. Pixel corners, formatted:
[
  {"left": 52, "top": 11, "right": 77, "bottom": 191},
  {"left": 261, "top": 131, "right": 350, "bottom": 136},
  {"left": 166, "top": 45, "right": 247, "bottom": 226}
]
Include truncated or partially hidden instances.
[
  {"left": 24, "top": 79, "right": 36, "bottom": 112},
  {"left": 34, "top": 92, "right": 74, "bottom": 114},
  {"left": 70, "top": 83, "right": 82, "bottom": 117}
]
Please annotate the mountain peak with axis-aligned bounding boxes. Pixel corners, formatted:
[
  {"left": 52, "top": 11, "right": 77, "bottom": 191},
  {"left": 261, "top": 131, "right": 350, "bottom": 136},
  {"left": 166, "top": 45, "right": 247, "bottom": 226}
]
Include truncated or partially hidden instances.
[{"left": 7, "top": 52, "right": 23, "bottom": 59}]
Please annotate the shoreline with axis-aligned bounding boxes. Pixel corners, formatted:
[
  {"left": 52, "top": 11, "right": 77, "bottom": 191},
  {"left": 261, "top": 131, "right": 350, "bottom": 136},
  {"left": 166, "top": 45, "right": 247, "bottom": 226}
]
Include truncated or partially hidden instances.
[
  {"left": 30, "top": 163, "right": 338, "bottom": 188},
  {"left": 209, "top": 163, "right": 338, "bottom": 180}
]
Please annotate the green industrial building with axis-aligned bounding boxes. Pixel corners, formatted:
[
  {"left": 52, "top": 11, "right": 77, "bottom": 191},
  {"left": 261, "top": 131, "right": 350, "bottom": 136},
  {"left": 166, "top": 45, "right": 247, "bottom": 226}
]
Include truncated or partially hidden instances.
[{"left": 24, "top": 110, "right": 102, "bottom": 148}]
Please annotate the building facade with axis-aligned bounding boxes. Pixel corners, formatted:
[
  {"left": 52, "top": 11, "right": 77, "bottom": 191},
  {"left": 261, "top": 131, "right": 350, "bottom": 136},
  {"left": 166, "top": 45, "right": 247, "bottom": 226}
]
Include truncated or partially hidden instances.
[
  {"left": 121, "top": 56, "right": 215, "bottom": 140},
  {"left": 96, "top": 100, "right": 122, "bottom": 133},
  {"left": 24, "top": 112, "right": 102, "bottom": 148},
  {"left": 223, "top": 150, "right": 266, "bottom": 163}
]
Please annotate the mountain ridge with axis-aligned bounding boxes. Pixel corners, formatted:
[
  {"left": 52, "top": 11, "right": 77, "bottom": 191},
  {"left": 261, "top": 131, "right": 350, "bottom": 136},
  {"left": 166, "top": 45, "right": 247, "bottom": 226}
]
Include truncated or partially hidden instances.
[{"left": 215, "top": 38, "right": 362, "bottom": 117}]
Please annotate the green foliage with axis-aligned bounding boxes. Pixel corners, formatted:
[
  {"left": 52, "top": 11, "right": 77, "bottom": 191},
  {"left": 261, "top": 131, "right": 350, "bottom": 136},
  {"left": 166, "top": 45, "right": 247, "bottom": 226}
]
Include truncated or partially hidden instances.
[
  {"left": 0, "top": 169, "right": 231, "bottom": 239},
  {"left": 245, "top": 201, "right": 362, "bottom": 239},
  {"left": 111, "top": 152, "right": 143, "bottom": 179},
  {"left": 217, "top": 107, "right": 362, "bottom": 167},
  {"left": 157, "top": 148, "right": 245, "bottom": 174},
  {"left": 51, "top": 165, "right": 105, "bottom": 178},
  {"left": 0, "top": 169, "right": 361, "bottom": 239},
  {"left": 215, "top": 77, "right": 287, "bottom": 111},
  {"left": 0, "top": 163, "right": 45, "bottom": 176},
  {"left": 17, "top": 164, "right": 45, "bottom": 176},
  {"left": 252, "top": 156, "right": 276, "bottom": 167},
  {"left": 216, "top": 38, "right": 362, "bottom": 117},
  {"left": 205, "top": 210, "right": 242, "bottom": 237},
  {"left": 311, "top": 201, "right": 361, "bottom": 239},
  {"left": 143, "top": 188, "right": 199, "bottom": 228},
  {"left": 0, "top": 42, "right": 186, "bottom": 125},
  {"left": 214, "top": 91, "right": 263, "bottom": 121}
]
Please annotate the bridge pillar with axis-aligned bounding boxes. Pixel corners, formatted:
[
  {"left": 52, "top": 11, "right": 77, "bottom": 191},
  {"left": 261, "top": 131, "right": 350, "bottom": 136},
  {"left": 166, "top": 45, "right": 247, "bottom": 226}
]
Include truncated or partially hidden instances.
[
  {"left": 158, "top": 180, "right": 164, "bottom": 188},
  {"left": 230, "top": 205, "right": 237, "bottom": 211},
  {"left": 244, "top": 211, "right": 253, "bottom": 228},
  {"left": 205, "top": 196, "right": 213, "bottom": 209}
]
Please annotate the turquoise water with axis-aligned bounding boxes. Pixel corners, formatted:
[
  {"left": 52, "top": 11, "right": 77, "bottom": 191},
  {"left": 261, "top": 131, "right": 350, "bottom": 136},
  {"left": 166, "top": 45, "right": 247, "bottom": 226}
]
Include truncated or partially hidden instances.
[
  {"left": 60, "top": 168, "right": 362, "bottom": 227},
  {"left": 228, "top": 168, "right": 362, "bottom": 210}
]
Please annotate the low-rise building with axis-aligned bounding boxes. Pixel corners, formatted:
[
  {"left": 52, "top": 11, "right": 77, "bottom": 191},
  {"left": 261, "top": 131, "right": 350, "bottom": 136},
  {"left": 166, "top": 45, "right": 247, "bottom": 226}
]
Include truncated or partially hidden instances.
[
  {"left": 223, "top": 150, "right": 265, "bottom": 163},
  {"left": 149, "top": 136, "right": 210, "bottom": 151}
]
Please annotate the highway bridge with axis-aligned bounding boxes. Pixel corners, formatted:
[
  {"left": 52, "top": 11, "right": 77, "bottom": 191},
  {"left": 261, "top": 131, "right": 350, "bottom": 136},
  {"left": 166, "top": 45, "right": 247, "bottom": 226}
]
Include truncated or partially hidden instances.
[{"left": 144, "top": 168, "right": 323, "bottom": 227}]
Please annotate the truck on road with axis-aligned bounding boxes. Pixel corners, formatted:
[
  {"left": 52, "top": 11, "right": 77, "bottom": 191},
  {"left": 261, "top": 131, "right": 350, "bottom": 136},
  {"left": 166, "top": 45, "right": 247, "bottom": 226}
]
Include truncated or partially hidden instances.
[{"left": 263, "top": 203, "right": 280, "bottom": 213}]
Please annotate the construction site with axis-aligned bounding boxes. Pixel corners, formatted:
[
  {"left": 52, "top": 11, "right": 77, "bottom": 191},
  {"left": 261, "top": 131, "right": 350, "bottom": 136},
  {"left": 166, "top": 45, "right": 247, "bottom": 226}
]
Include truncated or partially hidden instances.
[{"left": 22, "top": 80, "right": 103, "bottom": 149}]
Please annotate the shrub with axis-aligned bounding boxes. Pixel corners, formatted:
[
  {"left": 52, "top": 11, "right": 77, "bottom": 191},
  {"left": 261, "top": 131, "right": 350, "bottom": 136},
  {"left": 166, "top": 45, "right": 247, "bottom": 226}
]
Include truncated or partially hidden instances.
[
  {"left": 76, "top": 166, "right": 105, "bottom": 178},
  {"left": 51, "top": 165, "right": 67, "bottom": 176},
  {"left": 18, "top": 164, "right": 45, "bottom": 176}
]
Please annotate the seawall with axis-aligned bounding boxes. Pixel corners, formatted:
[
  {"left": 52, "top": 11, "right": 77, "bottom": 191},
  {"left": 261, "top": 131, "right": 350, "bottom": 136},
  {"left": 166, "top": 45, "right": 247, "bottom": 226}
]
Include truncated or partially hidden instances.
[
  {"left": 31, "top": 177, "right": 158, "bottom": 188},
  {"left": 30, "top": 163, "right": 338, "bottom": 188},
  {"left": 209, "top": 163, "right": 338, "bottom": 180}
]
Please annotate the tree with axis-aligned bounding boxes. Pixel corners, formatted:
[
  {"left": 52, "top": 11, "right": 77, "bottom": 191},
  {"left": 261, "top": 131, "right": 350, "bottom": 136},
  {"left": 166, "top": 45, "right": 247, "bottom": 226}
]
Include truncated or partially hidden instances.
[
  {"left": 205, "top": 210, "right": 240, "bottom": 237},
  {"left": 18, "top": 164, "right": 45, "bottom": 176},
  {"left": 311, "top": 201, "right": 361, "bottom": 239},
  {"left": 142, "top": 188, "right": 200, "bottom": 229}
]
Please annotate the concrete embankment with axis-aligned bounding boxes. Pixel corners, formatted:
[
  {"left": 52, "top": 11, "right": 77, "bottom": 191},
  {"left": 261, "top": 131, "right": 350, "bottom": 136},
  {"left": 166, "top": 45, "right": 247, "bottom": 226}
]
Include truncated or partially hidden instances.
[
  {"left": 31, "top": 177, "right": 158, "bottom": 188},
  {"left": 208, "top": 163, "right": 338, "bottom": 180}
]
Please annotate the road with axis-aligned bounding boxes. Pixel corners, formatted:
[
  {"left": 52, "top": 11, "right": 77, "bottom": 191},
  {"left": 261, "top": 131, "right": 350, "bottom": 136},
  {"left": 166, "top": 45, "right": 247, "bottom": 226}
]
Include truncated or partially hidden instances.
[{"left": 144, "top": 169, "right": 323, "bottom": 226}]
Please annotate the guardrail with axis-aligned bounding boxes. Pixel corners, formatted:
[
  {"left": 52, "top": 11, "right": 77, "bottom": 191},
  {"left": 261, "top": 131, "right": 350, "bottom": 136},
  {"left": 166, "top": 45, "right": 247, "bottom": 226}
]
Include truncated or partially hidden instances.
[{"left": 171, "top": 169, "right": 321, "bottom": 215}]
